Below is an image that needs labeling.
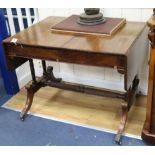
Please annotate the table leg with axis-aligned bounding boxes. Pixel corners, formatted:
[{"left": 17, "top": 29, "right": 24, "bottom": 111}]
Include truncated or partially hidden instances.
[
  {"left": 20, "top": 62, "right": 62, "bottom": 121},
  {"left": 20, "top": 85, "right": 34, "bottom": 121},
  {"left": 20, "top": 59, "right": 44, "bottom": 121},
  {"left": 20, "top": 81, "right": 44, "bottom": 121},
  {"left": 115, "top": 103, "right": 128, "bottom": 145},
  {"left": 115, "top": 75, "right": 139, "bottom": 144}
]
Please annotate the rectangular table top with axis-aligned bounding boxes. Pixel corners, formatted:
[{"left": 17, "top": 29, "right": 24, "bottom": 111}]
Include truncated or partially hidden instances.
[{"left": 3, "top": 16, "right": 146, "bottom": 56}]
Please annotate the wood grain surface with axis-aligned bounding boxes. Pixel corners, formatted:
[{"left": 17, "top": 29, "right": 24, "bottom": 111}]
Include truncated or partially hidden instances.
[{"left": 3, "top": 16, "right": 146, "bottom": 55}]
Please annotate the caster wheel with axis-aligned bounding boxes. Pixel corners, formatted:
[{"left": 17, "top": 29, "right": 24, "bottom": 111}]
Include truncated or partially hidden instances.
[
  {"left": 20, "top": 112, "right": 26, "bottom": 121},
  {"left": 20, "top": 117, "right": 25, "bottom": 121}
]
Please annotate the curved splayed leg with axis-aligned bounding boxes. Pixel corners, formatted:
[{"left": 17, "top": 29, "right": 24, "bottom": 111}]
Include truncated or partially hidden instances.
[
  {"left": 20, "top": 87, "right": 34, "bottom": 121},
  {"left": 115, "top": 103, "right": 128, "bottom": 145}
]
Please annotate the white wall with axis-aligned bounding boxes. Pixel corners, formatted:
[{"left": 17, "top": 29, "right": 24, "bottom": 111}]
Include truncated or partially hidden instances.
[
  {"left": 38, "top": 8, "right": 153, "bottom": 21},
  {"left": 25, "top": 8, "right": 151, "bottom": 94}
]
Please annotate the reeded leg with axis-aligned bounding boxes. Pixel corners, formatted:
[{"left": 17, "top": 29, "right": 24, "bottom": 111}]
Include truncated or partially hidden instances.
[
  {"left": 115, "top": 103, "right": 128, "bottom": 145},
  {"left": 20, "top": 59, "right": 44, "bottom": 121},
  {"left": 20, "top": 86, "right": 34, "bottom": 121},
  {"left": 20, "top": 81, "right": 44, "bottom": 121},
  {"left": 115, "top": 75, "right": 139, "bottom": 144}
]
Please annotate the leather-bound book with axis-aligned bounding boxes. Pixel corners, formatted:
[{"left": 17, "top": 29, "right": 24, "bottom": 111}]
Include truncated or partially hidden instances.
[{"left": 51, "top": 15, "right": 126, "bottom": 37}]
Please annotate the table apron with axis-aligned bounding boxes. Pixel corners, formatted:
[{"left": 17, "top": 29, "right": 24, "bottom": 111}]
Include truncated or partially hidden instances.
[{"left": 7, "top": 44, "right": 126, "bottom": 70}]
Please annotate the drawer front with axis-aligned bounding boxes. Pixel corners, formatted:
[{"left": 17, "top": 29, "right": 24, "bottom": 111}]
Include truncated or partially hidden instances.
[
  {"left": 58, "top": 50, "right": 126, "bottom": 69},
  {"left": 6, "top": 44, "right": 126, "bottom": 69}
]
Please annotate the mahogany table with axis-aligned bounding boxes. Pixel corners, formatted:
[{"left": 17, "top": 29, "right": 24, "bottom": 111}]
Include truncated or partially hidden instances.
[{"left": 3, "top": 16, "right": 147, "bottom": 144}]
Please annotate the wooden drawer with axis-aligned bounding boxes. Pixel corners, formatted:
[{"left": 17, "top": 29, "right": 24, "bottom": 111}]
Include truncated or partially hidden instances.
[{"left": 4, "top": 43, "right": 126, "bottom": 70}]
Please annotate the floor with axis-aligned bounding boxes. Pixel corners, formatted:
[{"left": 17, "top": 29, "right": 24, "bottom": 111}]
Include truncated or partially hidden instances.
[
  {"left": 0, "top": 107, "right": 149, "bottom": 146},
  {"left": 4, "top": 86, "right": 146, "bottom": 137}
]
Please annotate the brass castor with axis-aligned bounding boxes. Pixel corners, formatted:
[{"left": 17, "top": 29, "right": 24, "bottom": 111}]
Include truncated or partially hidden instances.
[
  {"left": 20, "top": 112, "right": 26, "bottom": 121},
  {"left": 115, "top": 133, "right": 122, "bottom": 145}
]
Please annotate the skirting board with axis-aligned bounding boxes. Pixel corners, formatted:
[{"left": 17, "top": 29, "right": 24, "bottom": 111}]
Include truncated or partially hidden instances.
[{"left": 17, "top": 71, "right": 31, "bottom": 89}]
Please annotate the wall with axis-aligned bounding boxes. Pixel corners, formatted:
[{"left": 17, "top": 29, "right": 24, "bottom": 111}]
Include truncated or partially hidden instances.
[
  {"left": 27, "top": 8, "right": 152, "bottom": 94},
  {"left": 5, "top": 8, "right": 39, "bottom": 89}
]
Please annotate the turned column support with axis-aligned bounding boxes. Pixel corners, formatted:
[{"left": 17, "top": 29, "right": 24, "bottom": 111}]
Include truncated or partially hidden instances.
[
  {"left": 142, "top": 8, "right": 155, "bottom": 143},
  {"left": 42, "top": 60, "right": 47, "bottom": 74},
  {"left": 29, "top": 59, "right": 37, "bottom": 84},
  {"left": 145, "top": 8, "right": 155, "bottom": 131},
  {"left": 147, "top": 9, "right": 155, "bottom": 48}
]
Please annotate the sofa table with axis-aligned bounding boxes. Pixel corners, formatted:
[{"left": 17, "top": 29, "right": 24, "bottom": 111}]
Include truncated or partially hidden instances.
[{"left": 3, "top": 16, "right": 147, "bottom": 144}]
